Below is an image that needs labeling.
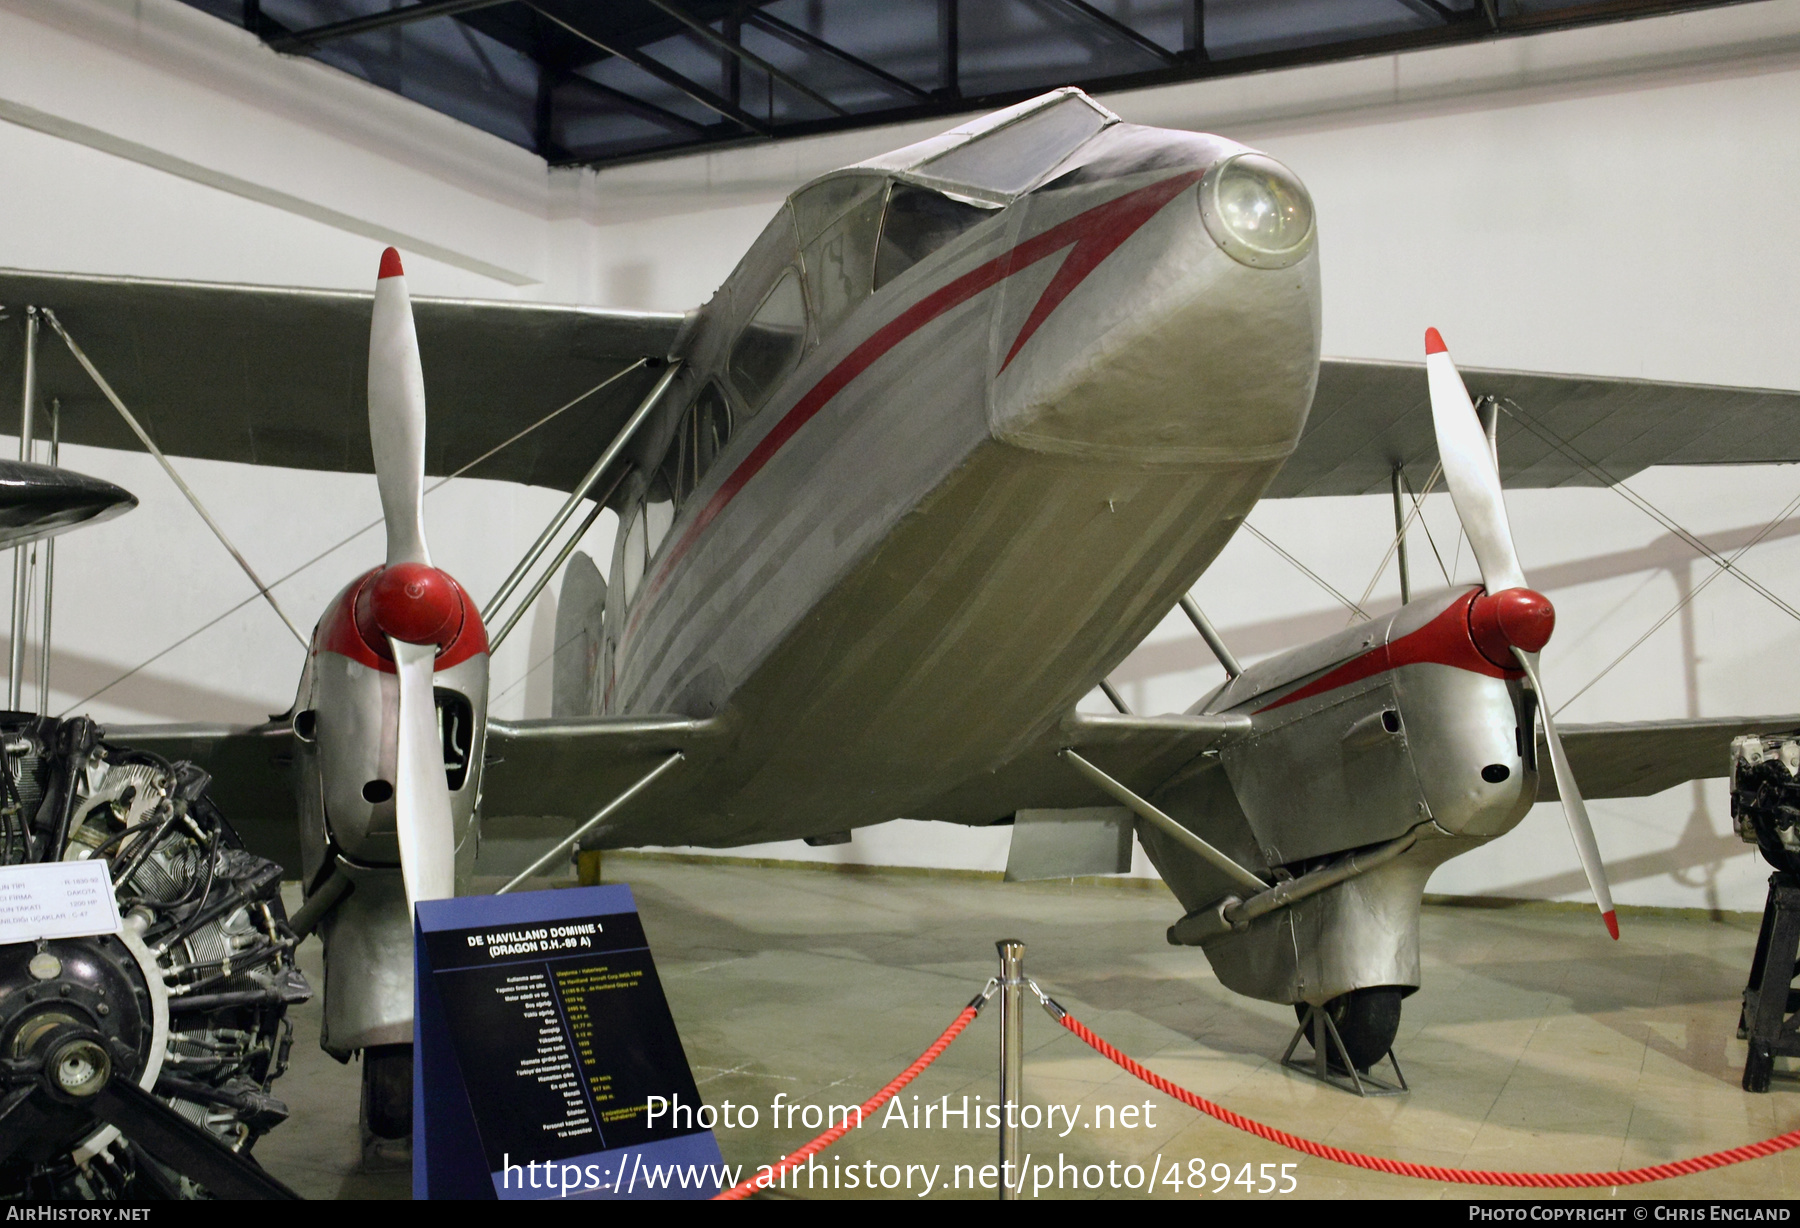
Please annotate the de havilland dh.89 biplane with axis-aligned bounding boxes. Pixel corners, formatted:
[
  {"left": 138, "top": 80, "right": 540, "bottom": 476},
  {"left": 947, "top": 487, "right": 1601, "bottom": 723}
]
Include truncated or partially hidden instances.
[{"left": 6, "top": 88, "right": 1800, "bottom": 1138}]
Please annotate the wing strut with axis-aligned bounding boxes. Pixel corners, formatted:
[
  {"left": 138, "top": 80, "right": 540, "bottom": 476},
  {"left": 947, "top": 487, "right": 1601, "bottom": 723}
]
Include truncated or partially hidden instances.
[
  {"left": 496, "top": 751, "right": 685, "bottom": 893},
  {"left": 1059, "top": 749, "right": 1265, "bottom": 892},
  {"left": 483, "top": 361, "right": 684, "bottom": 647},
  {"left": 1179, "top": 595, "right": 1240, "bottom": 677}
]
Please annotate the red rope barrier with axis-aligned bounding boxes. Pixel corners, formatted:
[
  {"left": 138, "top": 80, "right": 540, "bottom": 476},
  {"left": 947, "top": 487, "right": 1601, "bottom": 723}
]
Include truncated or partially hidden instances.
[
  {"left": 1056, "top": 1008, "right": 1800, "bottom": 1188},
  {"left": 714, "top": 1000, "right": 984, "bottom": 1200}
]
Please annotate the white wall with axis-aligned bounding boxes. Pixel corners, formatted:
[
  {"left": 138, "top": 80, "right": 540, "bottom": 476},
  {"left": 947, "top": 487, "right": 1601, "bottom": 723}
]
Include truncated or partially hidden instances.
[{"left": 3, "top": 0, "right": 1798, "bottom": 910}]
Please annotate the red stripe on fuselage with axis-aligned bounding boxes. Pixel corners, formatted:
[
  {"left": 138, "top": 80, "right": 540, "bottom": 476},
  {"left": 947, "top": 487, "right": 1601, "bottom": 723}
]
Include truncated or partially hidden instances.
[
  {"left": 1252, "top": 589, "right": 1521, "bottom": 716},
  {"left": 626, "top": 170, "right": 1205, "bottom": 638}
]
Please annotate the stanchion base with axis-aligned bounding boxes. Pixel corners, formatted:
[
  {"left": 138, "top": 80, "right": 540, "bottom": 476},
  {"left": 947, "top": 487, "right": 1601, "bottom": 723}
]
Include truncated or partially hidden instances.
[{"left": 1279, "top": 1005, "right": 1408, "bottom": 1097}]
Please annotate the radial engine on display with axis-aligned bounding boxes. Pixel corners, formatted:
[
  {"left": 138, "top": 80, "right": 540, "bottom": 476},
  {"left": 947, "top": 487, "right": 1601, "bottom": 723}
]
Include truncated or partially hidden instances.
[{"left": 0, "top": 715, "right": 305, "bottom": 1200}]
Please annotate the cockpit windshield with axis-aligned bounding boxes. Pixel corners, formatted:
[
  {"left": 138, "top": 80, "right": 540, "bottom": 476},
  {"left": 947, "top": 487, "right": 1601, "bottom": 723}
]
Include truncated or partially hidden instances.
[
  {"left": 915, "top": 93, "right": 1110, "bottom": 196},
  {"left": 858, "top": 88, "right": 1115, "bottom": 201}
]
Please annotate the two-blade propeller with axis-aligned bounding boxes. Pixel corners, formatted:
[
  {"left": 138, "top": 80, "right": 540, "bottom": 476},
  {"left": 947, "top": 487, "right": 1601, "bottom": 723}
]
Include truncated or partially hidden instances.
[
  {"left": 1424, "top": 328, "right": 1618, "bottom": 940},
  {"left": 361, "top": 249, "right": 458, "bottom": 911}
]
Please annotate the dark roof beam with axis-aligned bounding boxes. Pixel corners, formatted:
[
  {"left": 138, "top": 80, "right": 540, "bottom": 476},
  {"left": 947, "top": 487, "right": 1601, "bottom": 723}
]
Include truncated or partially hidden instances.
[
  {"left": 640, "top": 0, "right": 849, "bottom": 118},
  {"left": 557, "top": 70, "right": 712, "bottom": 135},
  {"left": 266, "top": 0, "right": 513, "bottom": 52},
  {"left": 745, "top": 10, "right": 930, "bottom": 102},
  {"left": 1039, "top": 0, "right": 1179, "bottom": 65},
  {"left": 1396, "top": 0, "right": 1473, "bottom": 24},
  {"left": 522, "top": 2, "right": 774, "bottom": 136}
]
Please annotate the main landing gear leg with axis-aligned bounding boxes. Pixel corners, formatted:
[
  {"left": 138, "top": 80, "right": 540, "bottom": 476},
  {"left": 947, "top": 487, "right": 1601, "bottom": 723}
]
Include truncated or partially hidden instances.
[{"left": 360, "top": 1044, "right": 413, "bottom": 1171}]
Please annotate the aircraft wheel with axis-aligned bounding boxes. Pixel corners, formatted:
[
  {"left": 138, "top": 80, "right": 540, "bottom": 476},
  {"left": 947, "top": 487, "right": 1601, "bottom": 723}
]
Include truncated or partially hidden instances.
[
  {"left": 1294, "top": 986, "right": 1404, "bottom": 1071},
  {"left": 360, "top": 1044, "right": 413, "bottom": 1169}
]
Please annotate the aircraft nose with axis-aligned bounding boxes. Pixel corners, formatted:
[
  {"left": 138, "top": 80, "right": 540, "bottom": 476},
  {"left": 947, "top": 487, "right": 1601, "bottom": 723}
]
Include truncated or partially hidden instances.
[{"left": 988, "top": 144, "right": 1322, "bottom": 466}]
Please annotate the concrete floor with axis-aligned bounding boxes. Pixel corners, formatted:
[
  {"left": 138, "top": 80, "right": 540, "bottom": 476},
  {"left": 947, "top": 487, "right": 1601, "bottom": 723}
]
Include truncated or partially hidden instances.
[{"left": 249, "top": 858, "right": 1799, "bottom": 1200}]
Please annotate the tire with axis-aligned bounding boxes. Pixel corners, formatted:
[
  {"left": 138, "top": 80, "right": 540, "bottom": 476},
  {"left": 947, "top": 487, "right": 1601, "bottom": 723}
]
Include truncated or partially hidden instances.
[
  {"left": 1294, "top": 987, "right": 1404, "bottom": 1072},
  {"left": 362, "top": 1044, "right": 413, "bottom": 1140}
]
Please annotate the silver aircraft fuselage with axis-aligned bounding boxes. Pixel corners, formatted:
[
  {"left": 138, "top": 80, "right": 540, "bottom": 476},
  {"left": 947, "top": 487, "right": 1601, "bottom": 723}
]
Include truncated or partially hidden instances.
[{"left": 596, "top": 112, "right": 1321, "bottom": 847}]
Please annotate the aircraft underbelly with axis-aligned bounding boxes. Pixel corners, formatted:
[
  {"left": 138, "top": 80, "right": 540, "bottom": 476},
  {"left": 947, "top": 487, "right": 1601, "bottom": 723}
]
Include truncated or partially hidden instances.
[{"left": 606, "top": 440, "right": 1280, "bottom": 847}]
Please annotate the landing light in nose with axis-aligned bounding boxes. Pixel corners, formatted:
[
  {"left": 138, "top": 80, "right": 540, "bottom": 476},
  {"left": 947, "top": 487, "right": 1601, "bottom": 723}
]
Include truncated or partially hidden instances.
[
  {"left": 1198, "top": 153, "right": 1316, "bottom": 270},
  {"left": 1468, "top": 587, "right": 1556, "bottom": 669}
]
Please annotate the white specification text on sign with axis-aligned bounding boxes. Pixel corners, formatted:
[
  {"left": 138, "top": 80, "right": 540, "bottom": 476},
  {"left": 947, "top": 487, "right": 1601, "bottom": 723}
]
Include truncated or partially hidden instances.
[{"left": 0, "top": 859, "right": 121, "bottom": 943}]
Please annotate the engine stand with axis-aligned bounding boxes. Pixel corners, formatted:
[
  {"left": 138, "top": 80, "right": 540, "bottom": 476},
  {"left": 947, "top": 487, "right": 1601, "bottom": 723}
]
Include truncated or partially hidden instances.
[
  {"left": 1739, "top": 871, "right": 1800, "bottom": 1092},
  {"left": 1280, "top": 1006, "right": 1408, "bottom": 1097}
]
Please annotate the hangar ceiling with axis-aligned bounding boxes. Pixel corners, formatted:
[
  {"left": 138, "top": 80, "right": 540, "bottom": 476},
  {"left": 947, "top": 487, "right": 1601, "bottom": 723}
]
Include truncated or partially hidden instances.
[{"left": 179, "top": 1, "right": 1741, "bottom": 168}]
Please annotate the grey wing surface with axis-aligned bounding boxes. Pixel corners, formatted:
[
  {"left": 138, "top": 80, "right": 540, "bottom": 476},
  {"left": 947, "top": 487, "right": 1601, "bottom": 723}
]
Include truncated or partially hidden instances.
[
  {"left": 1541, "top": 715, "right": 1800, "bottom": 801},
  {"left": 475, "top": 715, "right": 724, "bottom": 875},
  {"left": 1272, "top": 358, "right": 1800, "bottom": 498},
  {"left": 105, "top": 721, "right": 300, "bottom": 872},
  {"left": 909, "top": 712, "right": 1251, "bottom": 823},
  {"left": 0, "top": 268, "right": 685, "bottom": 493}
]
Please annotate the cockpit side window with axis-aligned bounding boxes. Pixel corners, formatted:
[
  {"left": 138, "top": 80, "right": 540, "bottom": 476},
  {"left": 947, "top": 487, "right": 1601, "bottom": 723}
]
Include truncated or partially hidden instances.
[
  {"left": 798, "top": 178, "right": 884, "bottom": 341},
  {"left": 874, "top": 184, "right": 995, "bottom": 292},
  {"left": 659, "top": 380, "right": 734, "bottom": 510},
  {"left": 728, "top": 269, "right": 808, "bottom": 414}
]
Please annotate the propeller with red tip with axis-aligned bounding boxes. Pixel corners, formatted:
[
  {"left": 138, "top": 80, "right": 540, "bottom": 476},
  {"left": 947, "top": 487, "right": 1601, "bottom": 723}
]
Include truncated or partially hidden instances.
[
  {"left": 1424, "top": 327, "right": 1619, "bottom": 941},
  {"left": 362, "top": 249, "right": 460, "bottom": 911}
]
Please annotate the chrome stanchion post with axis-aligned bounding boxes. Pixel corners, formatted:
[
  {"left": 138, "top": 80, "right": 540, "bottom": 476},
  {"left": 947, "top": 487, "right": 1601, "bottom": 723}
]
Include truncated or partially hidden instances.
[
  {"left": 996, "top": 938, "right": 1024, "bottom": 1201},
  {"left": 10, "top": 308, "right": 38, "bottom": 712}
]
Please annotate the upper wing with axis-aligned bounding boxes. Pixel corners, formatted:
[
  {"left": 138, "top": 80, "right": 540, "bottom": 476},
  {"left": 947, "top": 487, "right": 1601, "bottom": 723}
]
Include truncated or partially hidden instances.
[
  {"left": 1271, "top": 358, "right": 1800, "bottom": 498},
  {"left": 908, "top": 712, "right": 1250, "bottom": 824},
  {"left": 0, "top": 268, "right": 684, "bottom": 493},
  {"left": 1543, "top": 715, "right": 1800, "bottom": 801}
]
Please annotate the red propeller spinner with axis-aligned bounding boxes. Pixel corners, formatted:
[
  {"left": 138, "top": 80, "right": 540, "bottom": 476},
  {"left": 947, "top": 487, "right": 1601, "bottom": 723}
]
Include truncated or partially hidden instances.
[
  {"left": 1468, "top": 586, "right": 1555, "bottom": 670},
  {"left": 355, "top": 561, "right": 465, "bottom": 651}
]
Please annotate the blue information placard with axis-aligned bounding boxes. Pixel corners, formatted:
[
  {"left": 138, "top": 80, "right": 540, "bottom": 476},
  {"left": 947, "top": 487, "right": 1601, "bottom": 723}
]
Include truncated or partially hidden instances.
[{"left": 413, "top": 885, "right": 725, "bottom": 1199}]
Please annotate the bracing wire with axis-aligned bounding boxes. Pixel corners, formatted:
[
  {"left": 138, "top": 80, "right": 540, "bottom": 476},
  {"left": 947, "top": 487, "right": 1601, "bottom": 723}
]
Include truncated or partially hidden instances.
[
  {"left": 46, "top": 311, "right": 307, "bottom": 647},
  {"left": 59, "top": 363, "right": 644, "bottom": 715},
  {"left": 1408, "top": 468, "right": 1455, "bottom": 588},
  {"left": 1499, "top": 398, "right": 1800, "bottom": 624},
  {"left": 1350, "top": 463, "right": 1443, "bottom": 624},
  {"left": 1241, "top": 522, "right": 1368, "bottom": 621},
  {"left": 1554, "top": 486, "right": 1800, "bottom": 716}
]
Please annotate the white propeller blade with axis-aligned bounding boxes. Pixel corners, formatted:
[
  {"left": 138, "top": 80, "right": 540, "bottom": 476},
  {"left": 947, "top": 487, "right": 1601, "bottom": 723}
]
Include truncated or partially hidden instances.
[
  {"left": 391, "top": 637, "right": 455, "bottom": 909},
  {"left": 1424, "top": 328, "right": 1525, "bottom": 594},
  {"left": 1512, "top": 649, "right": 1618, "bottom": 940},
  {"left": 369, "top": 248, "right": 431, "bottom": 568},
  {"left": 1425, "top": 328, "right": 1616, "bottom": 939},
  {"left": 368, "top": 248, "right": 456, "bottom": 910}
]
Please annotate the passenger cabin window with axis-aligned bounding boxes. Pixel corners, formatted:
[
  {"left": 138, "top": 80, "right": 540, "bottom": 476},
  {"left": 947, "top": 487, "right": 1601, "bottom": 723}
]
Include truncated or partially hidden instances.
[
  {"left": 796, "top": 177, "right": 884, "bottom": 340},
  {"left": 660, "top": 381, "right": 733, "bottom": 508},
  {"left": 619, "top": 502, "right": 647, "bottom": 607},
  {"left": 645, "top": 478, "right": 674, "bottom": 558},
  {"left": 874, "top": 185, "right": 995, "bottom": 291},
  {"left": 728, "top": 269, "right": 808, "bottom": 414}
]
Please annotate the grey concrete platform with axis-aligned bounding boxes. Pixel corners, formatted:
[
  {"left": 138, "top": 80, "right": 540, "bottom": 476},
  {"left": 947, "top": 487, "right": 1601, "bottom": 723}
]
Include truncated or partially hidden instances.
[{"left": 251, "top": 858, "right": 1799, "bottom": 1200}]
